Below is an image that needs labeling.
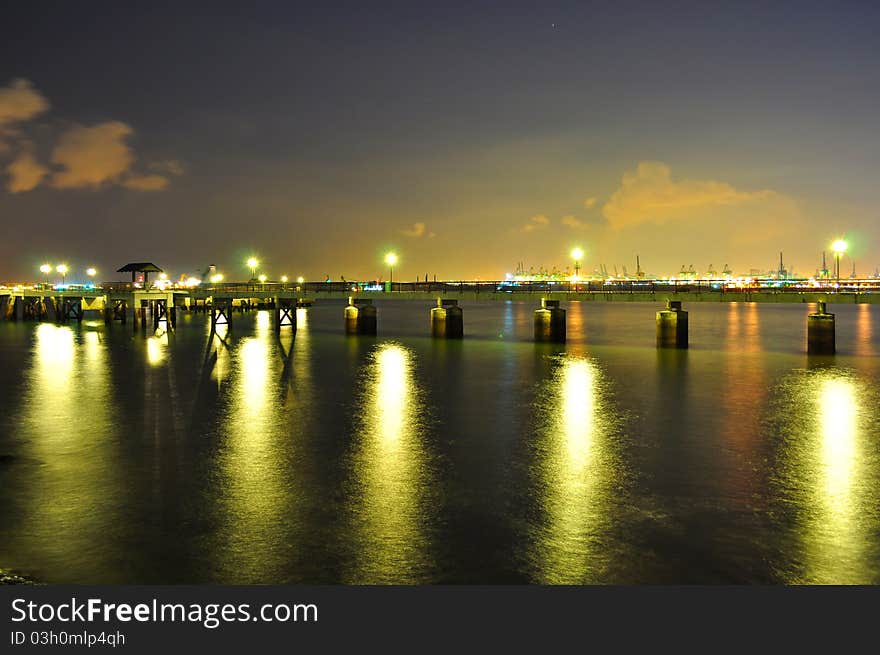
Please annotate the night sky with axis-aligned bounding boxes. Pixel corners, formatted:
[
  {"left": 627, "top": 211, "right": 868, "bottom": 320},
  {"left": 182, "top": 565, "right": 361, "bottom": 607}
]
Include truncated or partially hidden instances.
[{"left": 1, "top": 0, "right": 878, "bottom": 282}]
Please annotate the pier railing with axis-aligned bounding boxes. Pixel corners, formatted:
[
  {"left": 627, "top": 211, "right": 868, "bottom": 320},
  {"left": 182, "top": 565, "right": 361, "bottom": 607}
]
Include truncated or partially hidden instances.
[{"left": 10, "top": 279, "right": 879, "bottom": 296}]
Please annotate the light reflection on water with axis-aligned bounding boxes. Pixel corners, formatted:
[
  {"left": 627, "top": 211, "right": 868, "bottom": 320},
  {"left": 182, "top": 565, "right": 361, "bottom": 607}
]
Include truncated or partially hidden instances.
[
  {"left": 771, "top": 367, "right": 877, "bottom": 583},
  {"left": 1, "top": 302, "right": 879, "bottom": 584},
  {"left": 344, "top": 342, "right": 435, "bottom": 583},
  {"left": 212, "top": 310, "right": 313, "bottom": 582},
  {"left": 17, "top": 324, "right": 120, "bottom": 580},
  {"left": 527, "top": 354, "right": 617, "bottom": 584}
]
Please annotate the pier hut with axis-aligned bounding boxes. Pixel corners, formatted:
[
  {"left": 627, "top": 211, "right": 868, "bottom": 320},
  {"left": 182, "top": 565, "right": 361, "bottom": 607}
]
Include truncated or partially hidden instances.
[{"left": 117, "top": 262, "right": 164, "bottom": 287}]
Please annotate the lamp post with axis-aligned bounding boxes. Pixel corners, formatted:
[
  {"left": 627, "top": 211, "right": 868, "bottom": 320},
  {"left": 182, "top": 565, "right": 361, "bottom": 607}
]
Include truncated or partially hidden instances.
[
  {"left": 86, "top": 267, "right": 97, "bottom": 286},
  {"left": 40, "top": 263, "right": 51, "bottom": 288},
  {"left": 281, "top": 275, "right": 288, "bottom": 290},
  {"left": 831, "top": 239, "right": 847, "bottom": 289},
  {"left": 56, "top": 264, "right": 68, "bottom": 286},
  {"left": 385, "top": 252, "right": 398, "bottom": 292},
  {"left": 571, "top": 247, "right": 584, "bottom": 280},
  {"left": 247, "top": 257, "right": 259, "bottom": 290}
]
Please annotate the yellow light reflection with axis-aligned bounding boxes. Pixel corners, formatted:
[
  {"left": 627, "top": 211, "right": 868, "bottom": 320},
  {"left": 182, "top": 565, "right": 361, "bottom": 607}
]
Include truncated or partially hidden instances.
[
  {"left": 146, "top": 334, "right": 167, "bottom": 366},
  {"left": 347, "top": 343, "right": 433, "bottom": 583},
  {"left": 18, "top": 322, "right": 118, "bottom": 581},
  {"left": 531, "top": 356, "right": 613, "bottom": 584},
  {"left": 787, "top": 371, "right": 871, "bottom": 584},
  {"left": 255, "top": 309, "right": 271, "bottom": 334},
  {"left": 215, "top": 330, "right": 286, "bottom": 581},
  {"left": 561, "top": 359, "right": 595, "bottom": 467},
  {"left": 818, "top": 378, "right": 857, "bottom": 517}
]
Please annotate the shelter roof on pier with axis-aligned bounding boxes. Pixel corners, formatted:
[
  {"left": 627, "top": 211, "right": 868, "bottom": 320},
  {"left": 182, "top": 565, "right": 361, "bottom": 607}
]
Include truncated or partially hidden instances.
[{"left": 117, "top": 263, "right": 163, "bottom": 273}]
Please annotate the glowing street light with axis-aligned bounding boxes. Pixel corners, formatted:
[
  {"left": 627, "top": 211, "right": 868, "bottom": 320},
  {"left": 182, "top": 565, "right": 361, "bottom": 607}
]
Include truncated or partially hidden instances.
[
  {"left": 56, "top": 264, "right": 68, "bottom": 285},
  {"left": 831, "top": 239, "right": 848, "bottom": 287},
  {"left": 210, "top": 273, "right": 224, "bottom": 284},
  {"left": 86, "top": 267, "right": 97, "bottom": 277},
  {"left": 247, "top": 257, "right": 259, "bottom": 278},
  {"left": 296, "top": 276, "right": 304, "bottom": 285},
  {"left": 258, "top": 273, "right": 267, "bottom": 284},
  {"left": 571, "top": 247, "right": 584, "bottom": 279},
  {"left": 40, "top": 263, "right": 51, "bottom": 287},
  {"left": 385, "top": 252, "right": 398, "bottom": 291}
]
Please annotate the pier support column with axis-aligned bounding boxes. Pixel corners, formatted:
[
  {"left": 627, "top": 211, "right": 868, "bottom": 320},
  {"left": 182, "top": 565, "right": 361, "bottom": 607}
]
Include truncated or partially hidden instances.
[
  {"left": 11, "top": 295, "right": 23, "bottom": 321},
  {"left": 807, "top": 301, "right": 835, "bottom": 355},
  {"left": 137, "top": 300, "right": 147, "bottom": 333},
  {"left": 211, "top": 297, "right": 231, "bottom": 333},
  {"left": 431, "top": 298, "right": 463, "bottom": 338},
  {"left": 0, "top": 294, "right": 11, "bottom": 320},
  {"left": 274, "top": 296, "right": 297, "bottom": 333},
  {"left": 656, "top": 300, "right": 688, "bottom": 348},
  {"left": 345, "top": 297, "right": 377, "bottom": 335},
  {"left": 534, "top": 298, "right": 566, "bottom": 343}
]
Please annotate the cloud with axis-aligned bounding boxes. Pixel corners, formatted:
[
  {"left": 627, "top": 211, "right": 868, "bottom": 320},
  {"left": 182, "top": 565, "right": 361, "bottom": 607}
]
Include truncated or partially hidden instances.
[
  {"left": 561, "top": 215, "right": 583, "bottom": 229},
  {"left": 0, "top": 79, "right": 180, "bottom": 193},
  {"left": 149, "top": 159, "right": 185, "bottom": 176},
  {"left": 122, "top": 174, "right": 170, "bottom": 191},
  {"left": 521, "top": 214, "right": 549, "bottom": 233},
  {"left": 0, "top": 79, "right": 49, "bottom": 126},
  {"left": 602, "top": 161, "right": 774, "bottom": 230},
  {"left": 583, "top": 197, "right": 597, "bottom": 209},
  {"left": 50, "top": 122, "right": 134, "bottom": 188},
  {"left": 401, "top": 222, "right": 427, "bottom": 237},
  {"left": 5, "top": 148, "right": 48, "bottom": 192},
  {"left": 47, "top": 121, "right": 169, "bottom": 191}
]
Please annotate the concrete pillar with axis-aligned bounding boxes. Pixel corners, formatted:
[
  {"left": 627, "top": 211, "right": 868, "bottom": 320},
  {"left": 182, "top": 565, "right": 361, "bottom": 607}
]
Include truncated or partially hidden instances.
[
  {"left": 534, "top": 298, "right": 566, "bottom": 342},
  {"left": 431, "top": 298, "right": 463, "bottom": 338},
  {"left": 807, "top": 301, "right": 835, "bottom": 355},
  {"left": 656, "top": 299, "right": 688, "bottom": 348},
  {"left": 345, "top": 297, "right": 377, "bottom": 335}
]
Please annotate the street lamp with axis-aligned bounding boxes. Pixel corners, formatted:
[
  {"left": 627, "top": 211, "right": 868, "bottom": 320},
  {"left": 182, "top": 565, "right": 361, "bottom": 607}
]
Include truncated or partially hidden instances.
[
  {"left": 831, "top": 239, "right": 847, "bottom": 287},
  {"left": 570, "top": 247, "right": 584, "bottom": 279},
  {"left": 281, "top": 275, "right": 288, "bottom": 290},
  {"left": 296, "top": 276, "right": 304, "bottom": 285},
  {"left": 40, "top": 263, "right": 51, "bottom": 287},
  {"left": 258, "top": 274, "right": 267, "bottom": 285},
  {"left": 86, "top": 267, "right": 97, "bottom": 278},
  {"left": 246, "top": 257, "right": 259, "bottom": 288},
  {"left": 56, "top": 264, "right": 68, "bottom": 286},
  {"left": 210, "top": 273, "right": 223, "bottom": 285},
  {"left": 385, "top": 252, "right": 398, "bottom": 292}
]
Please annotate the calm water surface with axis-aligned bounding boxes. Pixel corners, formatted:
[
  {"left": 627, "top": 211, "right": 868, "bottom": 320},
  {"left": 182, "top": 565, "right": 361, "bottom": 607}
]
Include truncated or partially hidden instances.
[{"left": 0, "top": 300, "right": 878, "bottom": 584}]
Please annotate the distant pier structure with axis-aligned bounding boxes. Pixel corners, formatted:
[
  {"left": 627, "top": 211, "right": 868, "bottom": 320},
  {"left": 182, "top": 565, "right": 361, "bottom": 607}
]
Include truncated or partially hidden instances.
[{"left": 0, "top": 261, "right": 313, "bottom": 332}]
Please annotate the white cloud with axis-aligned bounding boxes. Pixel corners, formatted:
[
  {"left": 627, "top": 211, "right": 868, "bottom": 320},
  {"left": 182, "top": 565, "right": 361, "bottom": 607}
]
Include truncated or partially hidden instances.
[
  {"left": 49, "top": 121, "right": 169, "bottom": 191},
  {"left": 521, "top": 214, "right": 549, "bottom": 233},
  {"left": 561, "top": 215, "right": 583, "bottom": 229},
  {"left": 149, "top": 159, "right": 185, "bottom": 176},
  {"left": 0, "top": 79, "right": 180, "bottom": 194},
  {"left": 583, "top": 196, "right": 597, "bottom": 209},
  {"left": 5, "top": 148, "right": 48, "bottom": 192},
  {"left": 602, "top": 161, "right": 774, "bottom": 230},
  {"left": 122, "top": 174, "right": 170, "bottom": 191},
  {"left": 401, "top": 222, "right": 427, "bottom": 237},
  {"left": 0, "top": 79, "right": 49, "bottom": 126}
]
